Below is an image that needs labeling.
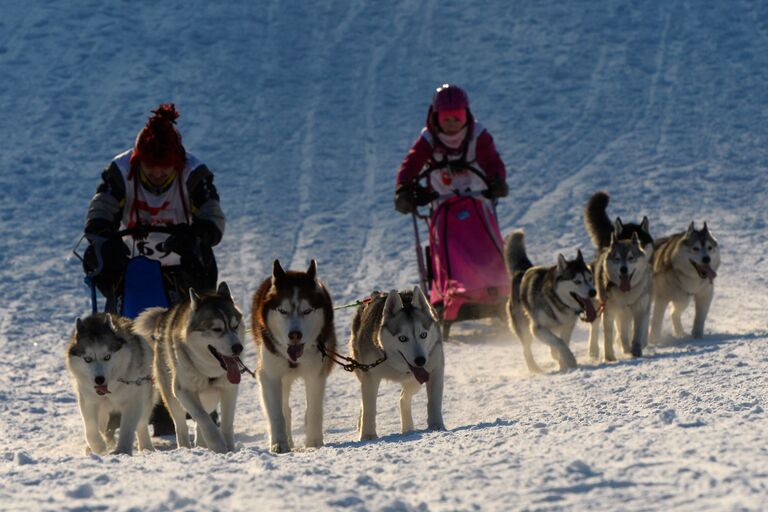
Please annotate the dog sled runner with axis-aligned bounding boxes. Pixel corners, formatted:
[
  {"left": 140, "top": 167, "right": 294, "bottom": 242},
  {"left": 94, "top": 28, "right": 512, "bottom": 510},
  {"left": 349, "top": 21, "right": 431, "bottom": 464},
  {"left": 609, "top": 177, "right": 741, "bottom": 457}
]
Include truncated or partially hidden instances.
[{"left": 409, "top": 165, "right": 509, "bottom": 339}]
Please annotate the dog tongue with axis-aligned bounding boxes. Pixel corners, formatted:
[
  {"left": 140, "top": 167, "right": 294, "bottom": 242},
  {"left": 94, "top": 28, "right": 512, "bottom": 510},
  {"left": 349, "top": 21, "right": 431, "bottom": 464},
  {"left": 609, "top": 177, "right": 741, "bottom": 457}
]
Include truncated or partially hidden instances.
[
  {"left": 94, "top": 385, "right": 110, "bottom": 395},
  {"left": 410, "top": 366, "right": 430, "bottom": 384},
  {"left": 704, "top": 266, "right": 717, "bottom": 282},
  {"left": 222, "top": 356, "right": 241, "bottom": 384},
  {"left": 581, "top": 298, "right": 597, "bottom": 323},
  {"left": 287, "top": 343, "right": 304, "bottom": 362},
  {"left": 619, "top": 276, "right": 632, "bottom": 292}
]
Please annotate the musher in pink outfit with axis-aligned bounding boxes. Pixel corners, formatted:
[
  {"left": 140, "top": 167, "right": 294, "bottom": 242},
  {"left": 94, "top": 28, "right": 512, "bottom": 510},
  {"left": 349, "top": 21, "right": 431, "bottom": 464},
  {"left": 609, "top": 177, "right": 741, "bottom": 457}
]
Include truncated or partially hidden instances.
[
  {"left": 394, "top": 84, "right": 508, "bottom": 213},
  {"left": 394, "top": 84, "right": 510, "bottom": 328}
]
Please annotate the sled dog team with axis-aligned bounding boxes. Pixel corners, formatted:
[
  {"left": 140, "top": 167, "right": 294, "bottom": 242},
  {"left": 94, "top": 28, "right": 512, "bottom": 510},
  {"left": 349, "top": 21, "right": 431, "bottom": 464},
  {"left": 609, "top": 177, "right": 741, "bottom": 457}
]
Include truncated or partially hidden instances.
[
  {"left": 507, "top": 191, "right": 720, "bottom": 373},
  {"left": 67, "top": 261, "right": 444, "bottom": 456},
  {"left": 67, "top": 190, "right": 719, "bottom": 456}
]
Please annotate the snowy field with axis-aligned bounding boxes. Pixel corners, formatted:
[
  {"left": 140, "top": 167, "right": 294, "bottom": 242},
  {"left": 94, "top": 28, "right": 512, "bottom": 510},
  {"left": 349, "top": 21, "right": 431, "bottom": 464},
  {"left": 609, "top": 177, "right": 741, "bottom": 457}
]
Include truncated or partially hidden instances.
[{"left": 1, "top": 0, "right": 767, "bottom": 510}]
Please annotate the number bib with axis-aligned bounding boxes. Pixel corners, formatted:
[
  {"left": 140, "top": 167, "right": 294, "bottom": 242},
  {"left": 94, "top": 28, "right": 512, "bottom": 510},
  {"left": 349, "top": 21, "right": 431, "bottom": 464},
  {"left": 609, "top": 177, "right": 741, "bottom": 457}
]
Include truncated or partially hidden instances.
[
  {"left": 125, "top": 231, "right": 181, "bottom": 266},
  {"left": 112, "top": 149, "right": 201, "bottom": 267}
]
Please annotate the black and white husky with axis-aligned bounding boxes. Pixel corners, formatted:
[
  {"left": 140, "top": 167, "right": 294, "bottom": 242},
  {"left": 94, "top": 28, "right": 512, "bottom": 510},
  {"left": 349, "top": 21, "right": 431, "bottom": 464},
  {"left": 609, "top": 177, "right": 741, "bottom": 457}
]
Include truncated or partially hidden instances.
[
  {"left": 592, "top": 233, "right": 652, "bottom": 360},
  {"left": 66, "top": 313, "right": 156, "bottom": 456},
  {"left": 349, "top": 288, "right": 445, "bottom": 441},
  {"left": 251, "top": 260, "right": 336, "bottom": 453},
  {"left": 134, "top": 282, "right": 245, "bottom": 453},
  {"left": 584, "top": 190, "right": 654, "bottom": 360},
  {"left": 505, "top": 230, "right": 597, "bottom": 373},
  {"left": 650, "top": 222, "right": 720, "bottom": 342}
]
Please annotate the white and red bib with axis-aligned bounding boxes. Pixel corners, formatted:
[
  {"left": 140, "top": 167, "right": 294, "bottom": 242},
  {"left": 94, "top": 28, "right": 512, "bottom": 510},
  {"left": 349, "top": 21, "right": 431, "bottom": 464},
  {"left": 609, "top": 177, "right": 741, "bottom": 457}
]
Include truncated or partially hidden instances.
[
  {"left": 112, "top": 150, "right": 201, "bottom": 266},
  {"left": 420, "top": 122, "right": 489, "bottom": 198}
]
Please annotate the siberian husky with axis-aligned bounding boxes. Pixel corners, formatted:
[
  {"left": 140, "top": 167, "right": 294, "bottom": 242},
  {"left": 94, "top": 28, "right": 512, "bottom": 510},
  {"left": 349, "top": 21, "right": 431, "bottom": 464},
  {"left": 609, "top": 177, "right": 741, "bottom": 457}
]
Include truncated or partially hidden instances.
[
  {"left": 505, "top": 230, "right": 597, "bottom": 373},
  {"left": 251, "top": 260, "right": 336, "bottom": 453},
  {"left": 650, "top": 222, "right": 720, "bottom": 342},
  {"left": 584, "top": 190, "right": 654, "bottom": 257},
  {"left": 584, "top": 190, "right": 654, "bottom": 360},
  {"left": 133, "top": 282, "right": 245, "bottom": 453},
  {"left": 66, "top": 313, "right": 155, "bottom": 456},
  {"left": 349, "top": 287, "right": 445, "bottom": 441},
  {"left": 591, "top": 233, "right": 652, "bottom": 360}
]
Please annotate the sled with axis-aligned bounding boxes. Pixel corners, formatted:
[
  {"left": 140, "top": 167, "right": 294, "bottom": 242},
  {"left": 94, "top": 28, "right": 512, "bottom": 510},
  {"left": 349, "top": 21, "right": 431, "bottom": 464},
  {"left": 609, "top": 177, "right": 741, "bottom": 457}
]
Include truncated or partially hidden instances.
[
  {"left": 121, "top": 256, "right": 169, "bottom": 318},
  {"left": 74, "top": 225, "right": 178, "bottom": 317},
  {"left": 410, "top": 165, "right": 510, "bottom": 339}
]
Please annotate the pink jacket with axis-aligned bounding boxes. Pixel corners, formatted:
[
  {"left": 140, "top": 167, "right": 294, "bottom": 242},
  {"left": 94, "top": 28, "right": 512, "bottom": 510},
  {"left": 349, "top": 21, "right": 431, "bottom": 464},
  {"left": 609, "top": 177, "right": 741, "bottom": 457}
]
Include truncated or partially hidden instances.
[{"left": 396, "top": 117, "right": 507, "bottom": 187}]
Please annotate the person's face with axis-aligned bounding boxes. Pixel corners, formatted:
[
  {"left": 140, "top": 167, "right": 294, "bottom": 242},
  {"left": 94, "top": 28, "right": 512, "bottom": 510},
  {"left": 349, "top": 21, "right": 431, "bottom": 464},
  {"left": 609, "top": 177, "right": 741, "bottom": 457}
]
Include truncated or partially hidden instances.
[
  {"left": 438, "top": 115, "right": 465, "bottom": 135},
  {"left": 140, "top": 163, "right": 175, "bottom": 186}
]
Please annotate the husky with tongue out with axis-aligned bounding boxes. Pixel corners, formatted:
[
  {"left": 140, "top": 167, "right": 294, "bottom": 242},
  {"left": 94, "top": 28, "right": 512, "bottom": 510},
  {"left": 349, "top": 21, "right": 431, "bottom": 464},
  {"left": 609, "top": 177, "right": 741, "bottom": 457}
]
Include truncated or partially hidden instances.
[
  {"left": 66, "top": 313, "right": 156, "bottom": 456},
  {"left": 505, "top": 231, "right": 598, "bottom": 373},
  {"left": 349, "top": 287, "right": 445, "bottom": 441},
  {"left": 133, "top": 282, "right": 245, "bottom": 453},
  {"left": 592, "top": 231, "right": 653, "bottom": 361},
  {"left": 650, "top": 221, "right": 720, "bottom": 343},
  {"left": 583, "top": 191, "right": 655, "bottom": 361},
  {"left": 251, "top": 260, "right": 336, "bottom": 453}
]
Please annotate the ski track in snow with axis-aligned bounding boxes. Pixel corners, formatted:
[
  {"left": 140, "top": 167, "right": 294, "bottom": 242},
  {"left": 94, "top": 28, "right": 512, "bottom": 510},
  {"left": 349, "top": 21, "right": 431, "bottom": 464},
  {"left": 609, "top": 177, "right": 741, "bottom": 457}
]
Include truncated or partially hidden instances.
[{"left": 1, "top": 1, "right": 768, "bottom": 510}]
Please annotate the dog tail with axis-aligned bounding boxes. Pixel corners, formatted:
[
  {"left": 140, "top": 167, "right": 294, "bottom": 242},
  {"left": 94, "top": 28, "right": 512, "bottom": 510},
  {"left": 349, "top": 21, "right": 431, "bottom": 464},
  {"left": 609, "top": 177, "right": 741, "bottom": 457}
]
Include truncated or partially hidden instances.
[
  {"left": 503, "top": 229, "right": 533, "bottom": 276},
  {"left": 584, "top": 190, "right": 613, "bottom": 250},
  {"left": 132, "top": 307, "right": 167, "bottom": 342}
]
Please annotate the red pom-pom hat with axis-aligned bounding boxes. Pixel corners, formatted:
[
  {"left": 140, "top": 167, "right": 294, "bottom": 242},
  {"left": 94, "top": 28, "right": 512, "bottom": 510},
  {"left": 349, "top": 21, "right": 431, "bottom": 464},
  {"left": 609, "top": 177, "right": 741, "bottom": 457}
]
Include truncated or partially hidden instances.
[{"left": 129, "top": 103, "right": 186, "bottom": 173}]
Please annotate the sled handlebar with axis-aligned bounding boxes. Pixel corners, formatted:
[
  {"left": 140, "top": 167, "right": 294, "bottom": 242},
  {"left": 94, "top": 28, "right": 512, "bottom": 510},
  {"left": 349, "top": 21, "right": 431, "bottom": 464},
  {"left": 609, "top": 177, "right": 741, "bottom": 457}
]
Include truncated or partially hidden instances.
[
  {"left": 414, "top": 163, "right": 492, "bottom": 189},
  {"left": 74, "top": 225, "right": 184, "bottom": 279}
]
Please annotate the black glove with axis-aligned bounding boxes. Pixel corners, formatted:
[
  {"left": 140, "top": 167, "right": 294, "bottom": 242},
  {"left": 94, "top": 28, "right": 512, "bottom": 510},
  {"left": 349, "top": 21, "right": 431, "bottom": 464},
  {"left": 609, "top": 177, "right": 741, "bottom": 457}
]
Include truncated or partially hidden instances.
[
  {"left": 482, "top": 178, "right": 509, "bottom": 199},
  {"left": 395, "top": 183, "right": 437, "bottom": 214},
  {"left": 83, "top": 237, "right": 129, "bottom": 291},
  {"left": 162, "top": 224, "right": 200, "bottom": 259}
]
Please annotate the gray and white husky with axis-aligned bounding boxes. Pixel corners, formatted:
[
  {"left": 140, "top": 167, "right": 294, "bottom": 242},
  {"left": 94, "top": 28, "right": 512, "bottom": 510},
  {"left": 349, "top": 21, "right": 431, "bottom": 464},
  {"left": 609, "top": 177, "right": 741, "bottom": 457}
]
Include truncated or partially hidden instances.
[
  {"left": 133, "top": 282, "right": 245, "bottom": 453},
  {"left": 505, "top": 230, "right": 597, "bottom": 373},
  {"left": 349, "top": 287, "right": 445, "bottom": 441},
  {"left": 250, "top": 260, "right": 336, "bottom": 453},
  {"left": 66, "top": 313, "right": 156, "bottom": 456},
  {"left": 591, "top": 233, "right": 652, "bottom": 360},
  {"left": 650, "top": 222, "right": 720, "bottom": 342},
  {"left": 584, "top": 191, "right": 654, "bottom": 360}
]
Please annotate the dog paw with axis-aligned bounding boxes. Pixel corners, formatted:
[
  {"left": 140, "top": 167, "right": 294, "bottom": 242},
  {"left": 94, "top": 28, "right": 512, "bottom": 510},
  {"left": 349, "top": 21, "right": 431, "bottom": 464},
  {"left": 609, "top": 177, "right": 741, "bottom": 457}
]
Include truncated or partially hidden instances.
[
  {"left": 630, "top": 346, "right": 643, "bottom": 358},
  {"left": 208, "top": 439, "right": 228, "bottom": 454},
  {"left": 428, "top": 422, "right": 446, "bottom": 431},
  {"left": 305, "top": 437, "right": 324, "bottom": 449},
  {"left": 270, "top": 441, "right": 291, "bottom": 454},
  {"left": 109, "top": 447, "right": 133, "bottom": 456},
  {"left": 359, "top": 432, "right": 378, "bottom": 441},
  {"left": 691, "top": 329, "right": 704, "bottom": 339}
]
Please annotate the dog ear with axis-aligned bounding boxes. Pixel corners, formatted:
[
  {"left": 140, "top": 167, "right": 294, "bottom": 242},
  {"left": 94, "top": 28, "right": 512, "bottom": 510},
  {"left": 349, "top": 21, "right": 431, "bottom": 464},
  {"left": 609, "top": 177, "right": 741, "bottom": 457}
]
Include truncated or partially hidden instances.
[
  {"left": 614, "top": 217, "right": 624, "bottom": 237},
  {"left": 702, "top": 222, "right": 717, "bottom": 243},
  {"left": 272, "top": 260, "right": 286, "bottom": 285},
  {"left": 189, "top": 288, "right": 202, "bottom": 309},
  {"left": 307, "top": 259, "right": 317, "bottom": 280},
  {"left": 75, "top": 317, "right": 83, "bottom": 335},
  {"left": 217, "top": 281, "right": 233, "bottom": 302},
  {"left": 104, "top": 313, "right": 117, "bottom": 333},
  {"left": 686, "top": 221, "right": 695, "bottom": 238},
  {"left": 557, "top": 254, "right": 567, "bottom": 273},
  {"left": 576, "top": 249, "right": 585, "bottom": 263},
  {"left": 609, "top": 231, "right": 616, "bottom": 246},
  {"left": 384, "top": 289, "right": 404, "bottom": 316},
  {"left": 640, "top": 216, "right": 650, "bottom": 234},
  {"left": 411, "top": 285, "right": 428, "bottom": 311}
]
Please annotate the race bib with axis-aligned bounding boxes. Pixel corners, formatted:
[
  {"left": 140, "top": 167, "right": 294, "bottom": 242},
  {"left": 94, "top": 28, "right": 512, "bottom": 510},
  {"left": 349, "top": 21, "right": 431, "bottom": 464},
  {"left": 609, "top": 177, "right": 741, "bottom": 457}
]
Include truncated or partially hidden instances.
[{"left": 124, "top": 231, "right": 181, "bottom": 266}]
